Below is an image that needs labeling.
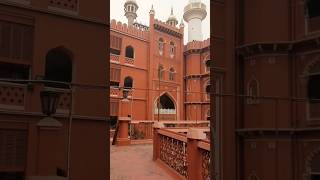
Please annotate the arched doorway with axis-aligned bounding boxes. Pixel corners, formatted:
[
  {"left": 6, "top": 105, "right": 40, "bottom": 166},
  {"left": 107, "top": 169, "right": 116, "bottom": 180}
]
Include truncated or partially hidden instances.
[{"left": 154, "top": 93, "right": 176, "bottom": 121}]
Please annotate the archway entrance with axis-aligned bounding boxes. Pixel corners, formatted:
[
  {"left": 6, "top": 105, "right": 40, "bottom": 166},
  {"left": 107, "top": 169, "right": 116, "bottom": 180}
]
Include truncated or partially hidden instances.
[{"left": 154, "top": 93, "right": 176, "bottom": 121}]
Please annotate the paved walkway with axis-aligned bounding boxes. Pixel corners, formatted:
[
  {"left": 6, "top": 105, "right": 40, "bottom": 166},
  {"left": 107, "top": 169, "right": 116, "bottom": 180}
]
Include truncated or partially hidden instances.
[{"left": 111, "top": 144, "right": 175, "bottom": 180}]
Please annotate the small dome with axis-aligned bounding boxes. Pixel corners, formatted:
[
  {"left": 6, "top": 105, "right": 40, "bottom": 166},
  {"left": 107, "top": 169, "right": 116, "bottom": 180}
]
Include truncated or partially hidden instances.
[
  {"left": 125, "top": 0, "right": 138, "bottom": 7},
  {"left": 167, "top": 7, "right": 178, "bottom": 25},
  {"left": 126, "top": 0, "right": 137, "bottom": 3}
]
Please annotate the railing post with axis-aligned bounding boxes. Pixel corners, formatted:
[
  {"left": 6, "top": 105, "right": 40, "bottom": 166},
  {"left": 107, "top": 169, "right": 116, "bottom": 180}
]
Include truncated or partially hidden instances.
[
  {"left": 187, "top": 128, "right": 206, "bottom": 180},
  {"left": 153, "top": 122, "right": 164, "bottom": 161},
  {"left": 116, "top": 117, "right": 131, "bottom": 146}
]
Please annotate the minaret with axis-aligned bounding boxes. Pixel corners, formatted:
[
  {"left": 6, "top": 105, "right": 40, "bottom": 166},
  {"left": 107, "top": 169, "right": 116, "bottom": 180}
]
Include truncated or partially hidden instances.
[
  {"left": 166, "top": 7, "right": 178, "bottom": 27},
  {"left": 124, "top": 0, "right": 138, "bottom": 26},
  {"left": 183, "top": 0, "right": 207, "bottom": 42}
]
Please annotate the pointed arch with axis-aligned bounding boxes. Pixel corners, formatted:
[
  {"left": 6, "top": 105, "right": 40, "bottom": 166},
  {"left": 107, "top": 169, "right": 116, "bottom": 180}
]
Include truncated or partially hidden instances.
[{"left": 154, "top": 92, "right": 177, "bottom": 111}]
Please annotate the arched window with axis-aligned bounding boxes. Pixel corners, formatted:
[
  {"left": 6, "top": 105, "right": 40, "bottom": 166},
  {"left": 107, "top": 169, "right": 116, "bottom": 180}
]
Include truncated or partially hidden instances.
[
  {"left": 169, "top": 42, "right": 175, "bottom": 58},
  {"left": 158, "top": 65, "right": 164, "bottom": 80},
  {"left": 158, "top": 38, "right": 164, "bottom": 55},
  {"left": 310, "top": 152, "right": 320, "bottom": 179},
  {"left": 45, "top": 47, "right": 72, "bottom": 88},
  {"left": 125, "top": 46, "right": 134, "bottom": 58},
  {"left": 169, "top": 68, "right": 175, "bottom": 81},
  {"left": 124, "top": 76, "right": 133, "bottom": 89},
  {"left": 307, "top": 0, "right": 320, "bottom": 18},
  {"left": 247, "top": 78, "right": 259, "bottom": 104}
]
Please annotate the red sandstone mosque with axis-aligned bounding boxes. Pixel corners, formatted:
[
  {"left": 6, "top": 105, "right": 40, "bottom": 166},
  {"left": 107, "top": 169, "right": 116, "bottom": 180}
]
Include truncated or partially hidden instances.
[{"left": 110, "top": 0, "right": 211, "bottom": 124}]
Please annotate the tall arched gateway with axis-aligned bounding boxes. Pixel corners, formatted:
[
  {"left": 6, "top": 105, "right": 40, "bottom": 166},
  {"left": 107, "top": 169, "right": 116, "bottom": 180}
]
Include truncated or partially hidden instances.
[{"left": 154, "top": 93, "right": 176, "bottom": 121}]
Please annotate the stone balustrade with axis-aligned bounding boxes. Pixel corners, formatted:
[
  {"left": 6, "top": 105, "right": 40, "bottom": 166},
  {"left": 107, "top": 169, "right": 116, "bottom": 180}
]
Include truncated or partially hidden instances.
[
  {"left": 154, "top": 108, "right": 176, "bottom": 114},
  {"left": 0, "top": 82, "right": 26, "bottom": 111},
  {"left": 110, "top": 54, "right": 120, "bottom": 63},
  {"left": 153, "top": 126, "right": 211, "bottom": 180}
]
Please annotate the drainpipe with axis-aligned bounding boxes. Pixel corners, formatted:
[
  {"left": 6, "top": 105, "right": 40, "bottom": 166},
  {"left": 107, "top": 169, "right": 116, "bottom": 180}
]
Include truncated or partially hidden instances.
[{"left": 67, "top": 85, "right": 74, "bottom": 179}]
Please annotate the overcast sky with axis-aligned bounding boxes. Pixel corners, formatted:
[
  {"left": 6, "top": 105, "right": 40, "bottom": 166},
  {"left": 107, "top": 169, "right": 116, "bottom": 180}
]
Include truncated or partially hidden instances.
[{"left": 110, "top": 0, "right": 210, "bottom": 44}]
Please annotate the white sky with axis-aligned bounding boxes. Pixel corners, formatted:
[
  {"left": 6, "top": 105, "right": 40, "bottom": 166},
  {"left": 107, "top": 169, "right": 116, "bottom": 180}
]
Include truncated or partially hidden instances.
[{"left": 110, "top": 0, "right": 210, "bottom": 44}]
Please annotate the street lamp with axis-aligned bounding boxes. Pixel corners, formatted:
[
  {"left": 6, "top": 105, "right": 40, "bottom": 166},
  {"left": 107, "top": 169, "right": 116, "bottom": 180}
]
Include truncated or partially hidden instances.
[{"left": 37, "top": 90, "right": 63, "bottom": 128}]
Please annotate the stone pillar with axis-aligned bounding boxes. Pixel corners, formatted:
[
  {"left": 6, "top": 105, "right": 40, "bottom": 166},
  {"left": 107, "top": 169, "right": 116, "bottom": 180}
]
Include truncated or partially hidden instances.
[
  {"left": 186, "top": 128, "right": 206, "bottom": 180},
  {"left": 153, "top": 122, "right": 164, "bottom": 160},
  {"left": 116, "top": 117, "right": 131, "bottom": 146}
]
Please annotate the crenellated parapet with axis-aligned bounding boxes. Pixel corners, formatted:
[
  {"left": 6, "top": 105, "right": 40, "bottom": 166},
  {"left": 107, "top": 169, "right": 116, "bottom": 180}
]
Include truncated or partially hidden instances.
[
  {"left": 154, "top": 19, "right": 183, "bottom": 38},
  {"left": 110, "top": 19, "right": 149, "bottom": 40},
  {"left": 184, "top": 38, "right": 210, "bottom": 53}
]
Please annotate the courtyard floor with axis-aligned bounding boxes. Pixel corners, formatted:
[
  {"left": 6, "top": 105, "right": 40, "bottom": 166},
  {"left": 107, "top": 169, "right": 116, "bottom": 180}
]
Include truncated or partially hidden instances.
[{"left": 110, "top": 144, "right": 175, "bottom": 180}]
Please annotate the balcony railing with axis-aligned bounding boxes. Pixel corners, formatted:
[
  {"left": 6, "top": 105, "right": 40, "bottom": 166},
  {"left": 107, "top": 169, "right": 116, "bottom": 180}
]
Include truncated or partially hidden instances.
[
  {"left": 124, "top": 57, "right": 134, "bottom": 66},
  {"left": 130, "top": 121, "right": 154, "bottom": 140},
  {"left": 110, "top": 54, "right": 120, "bottom": 63},
  {"left": 154, "top": 108, "right": 176, "bottom": 114},
  {"left": 153, "top": 128, "right": 210, "bottom": 179},
  {"left": 110, "top": 87, "right": 120, "bottom": 97},
  {"left": 0, "top": 82, "right": 26, "bottom": 111},
  {"left": 158, "top": 129, "right": 188, "bottom": 178}
]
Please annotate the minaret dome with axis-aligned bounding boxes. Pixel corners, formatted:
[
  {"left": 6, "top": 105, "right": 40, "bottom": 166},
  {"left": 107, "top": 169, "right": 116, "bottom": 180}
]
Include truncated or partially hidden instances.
[{"left": 124, "top": 0, "right": 139, "bottom": 26}]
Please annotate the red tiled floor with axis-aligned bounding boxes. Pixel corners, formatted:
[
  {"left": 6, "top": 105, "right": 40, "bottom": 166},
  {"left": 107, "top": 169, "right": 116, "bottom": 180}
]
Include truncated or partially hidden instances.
[{"left": 111, "top": 144, "right": 175, "bottom": 180}]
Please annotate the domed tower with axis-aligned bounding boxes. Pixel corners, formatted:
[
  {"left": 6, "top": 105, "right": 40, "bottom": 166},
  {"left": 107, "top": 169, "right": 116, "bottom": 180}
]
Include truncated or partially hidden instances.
[
  {"left": 124, "top": 0, "right": 138, "bottom": 26},
  {"left": 183, "top": 0, "right": 207, "bottom": 42},
  {"left": 166, "top": 7, "right": 178, "bottom": 27}
]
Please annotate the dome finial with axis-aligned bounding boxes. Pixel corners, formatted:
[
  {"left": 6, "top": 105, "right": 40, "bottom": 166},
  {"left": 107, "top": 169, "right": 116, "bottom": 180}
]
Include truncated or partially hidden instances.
[
  {"left": 180, "top": 19, "right": 185, "bottom": 28},
  {"left": 149, "top": 4, "right": 155, "bottom": 15},
  {"left": 166, "top": 6, "right": 178, "bottom": 26}
]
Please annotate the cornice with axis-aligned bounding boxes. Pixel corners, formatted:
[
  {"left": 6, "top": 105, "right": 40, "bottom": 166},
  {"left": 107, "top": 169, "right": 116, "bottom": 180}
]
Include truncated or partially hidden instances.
[{"left": 236, "top": 35, "right": 320, "bottom": 57}]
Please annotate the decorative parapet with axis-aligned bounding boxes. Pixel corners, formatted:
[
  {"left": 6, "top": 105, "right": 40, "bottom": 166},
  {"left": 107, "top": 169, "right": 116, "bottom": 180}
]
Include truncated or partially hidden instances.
[
  {"left": 154, "top": 19, "right": 183, "bottom": 38},
  {"left": 48, "top": 0, "right": 79, "bottom": 15},
  {"left": 184, "top": 38, "right": 210, "bottom": 53},
  {"left": 110, "top": 19, "right": 149, "bottom": 40}
]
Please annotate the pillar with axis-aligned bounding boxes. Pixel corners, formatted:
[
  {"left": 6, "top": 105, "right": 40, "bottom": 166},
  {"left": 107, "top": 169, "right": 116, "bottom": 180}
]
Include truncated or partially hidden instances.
[
  {"left": 153, "top": 122, "right": 164, "bottom": 160},
  {"left": 116, "top": 117, "right": 131, "bottom": 146},
  {"left": 186, "top": 128, "right": 206, "bottom": 180}
]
